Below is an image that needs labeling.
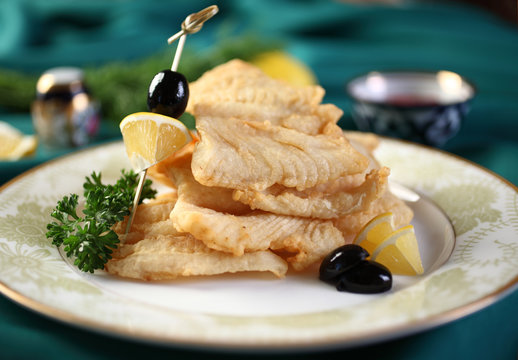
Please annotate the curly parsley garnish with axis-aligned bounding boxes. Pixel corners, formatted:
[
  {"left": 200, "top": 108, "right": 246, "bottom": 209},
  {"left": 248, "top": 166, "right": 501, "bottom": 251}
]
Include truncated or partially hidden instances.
[{"left": 46, "top": 170, "right": 156, "bottom": 273}]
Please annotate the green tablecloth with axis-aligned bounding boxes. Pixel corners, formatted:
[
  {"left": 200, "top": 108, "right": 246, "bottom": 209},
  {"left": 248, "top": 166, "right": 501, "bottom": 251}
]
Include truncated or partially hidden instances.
[{"left": 1, "top": 1, "right": 517, "bottom": 359}]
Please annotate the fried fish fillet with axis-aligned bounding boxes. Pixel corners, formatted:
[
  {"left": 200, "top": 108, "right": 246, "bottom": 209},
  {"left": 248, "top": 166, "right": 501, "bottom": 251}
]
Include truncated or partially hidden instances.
[
  {"left": 187, "top": 59, "right": 343, "bottom": 135},
  {"left": 192, "top": 113, "right": 368, "bottom": 191},
  {"left": 228, "top": 132, "right": 390, "bottom": 219},
  {"left": 167, "top": 160, "right": 344, "bottom": 270},
  {"left": 187, "top": 60, "right": 369, "bottom": 191},
  {"left": 160, "top": 147, "right": 251, "bottom": 216},
  {"left": 112, "top": 192, "right": 179, "bottom": 244},
  {"left": 147, "top": 140, "right": 197, "bottom": 189},
  {"left": 106, "top": 194, "right": 288, "bottom": 279},
  {"left": 105, "top": 235, "right": 288, "bottom": 280},
  {"left": 171, "top": 198, "right": 344, "bottom": 270},
  {"left": 232, "top": 167, "right": 390, "bottom": 219}
]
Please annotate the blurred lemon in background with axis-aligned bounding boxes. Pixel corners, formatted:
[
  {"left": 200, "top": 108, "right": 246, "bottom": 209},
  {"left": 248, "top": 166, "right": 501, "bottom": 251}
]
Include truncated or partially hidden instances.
[
  {"left": 252, "top": 51, "right": 316, "bottom": 86},
  {"left": 0, "top": 121, "right": 37, "bottom": 160}
]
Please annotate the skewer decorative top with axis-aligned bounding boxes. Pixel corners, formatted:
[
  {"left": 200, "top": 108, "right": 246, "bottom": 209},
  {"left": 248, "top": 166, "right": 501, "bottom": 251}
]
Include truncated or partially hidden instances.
[
  {"left": 167, "top": 5, "right": 219, "bottom": 44},
  {"left": 167, "top": 5, "right": 219, "bottom": 71}
]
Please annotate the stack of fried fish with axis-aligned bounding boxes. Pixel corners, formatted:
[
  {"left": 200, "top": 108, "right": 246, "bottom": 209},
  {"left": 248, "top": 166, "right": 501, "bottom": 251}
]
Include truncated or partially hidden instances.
[{"left": 105, "top": 60, "right": 413, "bottom": 280}]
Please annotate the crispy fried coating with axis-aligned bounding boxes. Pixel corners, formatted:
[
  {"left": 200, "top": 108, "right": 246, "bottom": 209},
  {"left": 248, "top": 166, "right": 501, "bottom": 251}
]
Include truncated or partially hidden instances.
[
  {"left": 232, "top": 167, "right": 390, "bottom": 219},
  {"left": 147, "top": 140, "right": 197, "bottom": 189},
  {"left": 187, "top": 59, "right": 368, "bottom": 191},
  {"left": 171, "top": 197, "right": 344, "bottom": 270},
  {"left": 106, "top": 194, "right": 288, "bottom": 279},
  {"left": 167, "top": 158, "right": 345, "bottom": 270},
  {"left": 112, "top": 192, "right": 179, "bottom": 244},
  {"left": 228, "top": 133, "right": 389, "bottom": 219},
  {"left": 187, "top": 59, "right": 343, "bottom": 135},
  {"left": 192, "top": 114, "right": 368, "bottom": 191},
  {"left": 105, "top": 235, "right": 288, "bottom": 280},
  {"left": 163, "top": 149, "right": 251, "bottom": 216}
]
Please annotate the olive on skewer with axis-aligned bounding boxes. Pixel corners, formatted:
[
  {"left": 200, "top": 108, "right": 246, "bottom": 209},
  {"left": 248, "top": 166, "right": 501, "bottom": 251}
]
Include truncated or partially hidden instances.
[{"left": 147, "top": 70, "right": 189, "bottom": 118}]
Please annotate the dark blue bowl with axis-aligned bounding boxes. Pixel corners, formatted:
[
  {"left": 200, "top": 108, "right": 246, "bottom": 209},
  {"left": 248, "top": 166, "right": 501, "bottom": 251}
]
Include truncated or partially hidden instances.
[{"left": 346, "top": 71, "right": 475, "bottom": 147}]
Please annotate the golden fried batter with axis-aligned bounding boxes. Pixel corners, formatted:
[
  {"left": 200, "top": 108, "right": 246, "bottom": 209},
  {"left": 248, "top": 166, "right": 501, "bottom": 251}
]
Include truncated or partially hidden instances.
[
  {"left": 167, "top": 156, "right": 345, "bottom": 270},
  {"left": 232, "top": 167, "right": 389, "bottom": 219},
  {"left": 188, "top": 60, "right": 369, "bottom": 191},
  {"left": 192, "top": 114, "right": 368, "bottom": 191},
  {"left": 187, "top": 59, "right": 342, "bottom": 135},
  {"left": 106, "top": 235, "right": 288, "bottom": 280},
  {"left": 107, "top": 194, "right": 288, "bottom": 279}
]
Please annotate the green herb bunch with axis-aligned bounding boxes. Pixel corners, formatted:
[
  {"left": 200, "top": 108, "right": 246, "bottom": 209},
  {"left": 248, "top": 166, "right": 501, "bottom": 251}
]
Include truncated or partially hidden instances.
[
  {"left": 0, "top": 34, "right": 281, "bottom": 123},
  {"left": 46, "top": 170, "right": 156, "bottom": 273}
]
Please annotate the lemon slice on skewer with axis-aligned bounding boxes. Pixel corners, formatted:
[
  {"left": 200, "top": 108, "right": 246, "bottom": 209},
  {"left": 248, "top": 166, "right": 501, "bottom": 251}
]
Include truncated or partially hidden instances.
[
  {"left": 120, "top": 112, "right": 192, "bottom": 172},
  {"left": 0, "top": 121, "right": 37, "bottom": 160},
  {"left": 353, "top": 212, "right": 395, "bottom": 255},
  {"left": 371, "top": 225, "right": 424, "bottom": 276}
]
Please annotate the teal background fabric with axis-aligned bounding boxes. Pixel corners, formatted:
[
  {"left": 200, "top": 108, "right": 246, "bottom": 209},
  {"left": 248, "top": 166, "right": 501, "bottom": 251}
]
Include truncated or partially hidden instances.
[
  {"left": 1, "top": 0, "right": 517, "bottom": 185},
  {"left": 0, "top": 0, "right": 517, "bottom": 359}
]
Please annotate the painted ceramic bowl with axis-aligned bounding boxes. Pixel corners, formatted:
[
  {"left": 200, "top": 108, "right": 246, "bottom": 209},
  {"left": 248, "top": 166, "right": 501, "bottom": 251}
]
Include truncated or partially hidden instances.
[{"left": 346, "top": 70, "right": 475, "bottom": 146}]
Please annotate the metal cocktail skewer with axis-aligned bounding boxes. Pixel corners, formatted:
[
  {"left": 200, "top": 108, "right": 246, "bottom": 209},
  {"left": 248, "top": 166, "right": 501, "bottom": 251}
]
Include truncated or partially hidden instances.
[{"left": 124, "top": 5, "right": 219, "bottom": 238}]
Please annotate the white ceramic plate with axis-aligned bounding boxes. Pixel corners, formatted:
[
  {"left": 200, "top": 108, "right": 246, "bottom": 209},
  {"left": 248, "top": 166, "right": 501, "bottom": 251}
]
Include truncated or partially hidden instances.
[{"left": 0, "top": 139, "right": 516, "bottom": 351}]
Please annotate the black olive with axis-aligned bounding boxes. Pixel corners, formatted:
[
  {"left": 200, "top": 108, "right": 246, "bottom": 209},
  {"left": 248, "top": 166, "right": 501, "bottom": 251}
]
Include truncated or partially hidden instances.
[
  {"left": 319, "top": 244, "right": 369, "bottom": 283},
  {"left": 147, "top": 70, "right": 189, "bottom": 118},
  {"left": 335, "top": 260, "right": 392, "bottom": 294}
]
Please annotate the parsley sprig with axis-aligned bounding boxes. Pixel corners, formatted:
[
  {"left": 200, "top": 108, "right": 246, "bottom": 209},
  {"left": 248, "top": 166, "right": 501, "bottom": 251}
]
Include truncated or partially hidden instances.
[{"left": 46, "top": 170, "right": 156, "bottom": 273}]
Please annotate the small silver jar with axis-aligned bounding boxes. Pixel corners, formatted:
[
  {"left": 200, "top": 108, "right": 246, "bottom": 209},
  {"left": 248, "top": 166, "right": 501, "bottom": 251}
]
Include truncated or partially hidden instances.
[{"left": 32, "top": 67, "right": 100, "bottom": 148}]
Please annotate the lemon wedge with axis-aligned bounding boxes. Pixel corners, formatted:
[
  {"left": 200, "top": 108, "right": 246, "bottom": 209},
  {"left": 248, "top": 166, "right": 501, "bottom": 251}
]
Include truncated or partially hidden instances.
[
  {"left": 120, "top": 112, "right": 192, "bottom": 172},
  {"left": 371, "top": 225, "right": 424, "bottom": 276},
  {"left": 252, "top": 51, "right": 317, "bottom": 86},
  {"left": 353, "top": 212, "right": 395, "bottom": 255},
  {"left": 0, "top": 121, "right": 37, "bottom": 160}
]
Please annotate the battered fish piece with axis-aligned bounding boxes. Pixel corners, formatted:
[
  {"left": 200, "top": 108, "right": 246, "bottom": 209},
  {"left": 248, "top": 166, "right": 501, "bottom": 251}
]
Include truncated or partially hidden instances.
[
  {"left": 171, "top": 198, "right": 344, "bottom": 270},
  {"left": 229, "top": 132, "right": 389, "bottom": 219},
  {"left": 187, "top": 59, "right": 343, "bottom": 135},
  {"left": 192, "top": 113, "right": 368, "bottom": 191},
  {"left": 112, "top": 192, "right": 179, "bottom": 244},
  {"left": 187, "top": 60, "right": 369, "bottom": 191},
  {"left": 161, "top": 148, "right": 251, "bottom": 216},
  {"left": 106, "top": 235, "right": 288, "bottom": 280},
  {"left": 232, "top": 167, "right": 390, "bottom": 219},
  {"left": 147, "top": 140, "right": 197, "bottom": 189},
  {"left": 163, "top": 154, "right": 345, "bottom": 270},
  {"left": 107, "top": 193, "right": 288, "bottom": 279}
]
